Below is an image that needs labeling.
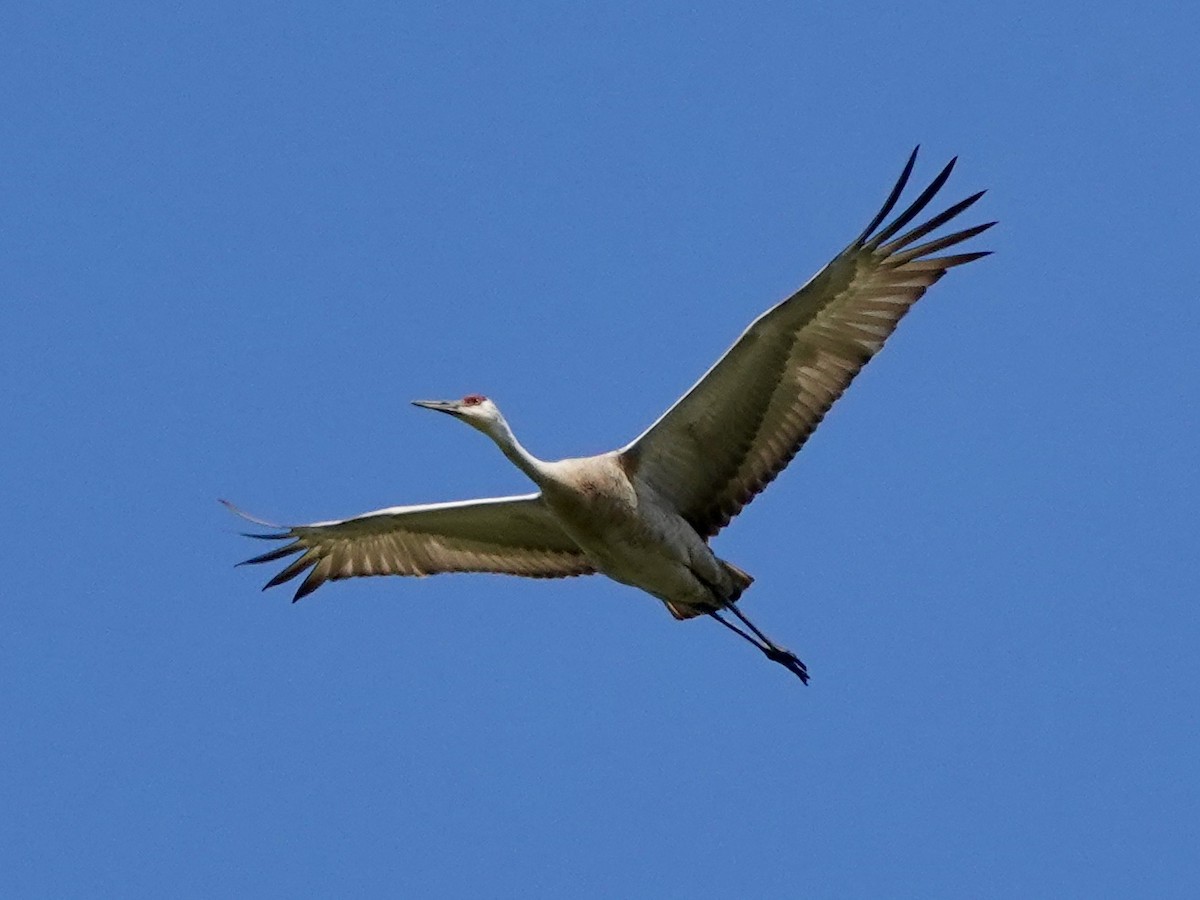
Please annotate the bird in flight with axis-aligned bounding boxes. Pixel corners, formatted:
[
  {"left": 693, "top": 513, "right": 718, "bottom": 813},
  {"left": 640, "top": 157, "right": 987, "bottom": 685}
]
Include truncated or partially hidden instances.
[{"left": 225, "top": 148, "right": 992, "bottom": 684}]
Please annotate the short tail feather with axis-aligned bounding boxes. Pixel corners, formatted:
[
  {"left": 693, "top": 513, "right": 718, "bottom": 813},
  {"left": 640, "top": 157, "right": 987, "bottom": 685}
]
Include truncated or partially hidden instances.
[
  {"left": 664, "top": 560, "right": 755, "bottom": 620},
  {"left": 721, "top": 561, "right": 754, "bottom": 602}
]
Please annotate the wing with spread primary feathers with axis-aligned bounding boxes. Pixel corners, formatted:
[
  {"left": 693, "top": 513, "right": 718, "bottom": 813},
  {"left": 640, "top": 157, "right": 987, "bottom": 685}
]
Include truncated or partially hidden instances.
[
  {"left": 621, "top": 148, "right": 993, "bottom": 538},
  {"left": 224, "top": 494, "right": 595, "bottom": 601}
]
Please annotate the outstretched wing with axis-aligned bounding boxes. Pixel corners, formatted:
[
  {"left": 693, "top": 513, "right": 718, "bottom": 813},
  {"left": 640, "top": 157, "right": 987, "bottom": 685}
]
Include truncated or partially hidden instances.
[
  {"left": 224, "top": 494, "right": 594, "bottom": 601},
  {"left": 621, "top": 148, "right": 993, "bottom": 538}
]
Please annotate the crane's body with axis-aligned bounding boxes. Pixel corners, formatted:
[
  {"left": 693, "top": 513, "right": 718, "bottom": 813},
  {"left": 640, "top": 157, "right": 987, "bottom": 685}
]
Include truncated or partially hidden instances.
[
  {"left": 226, "top": 148, "right": 994, "bottom": 683},
  {"left": 536, "top": 453, "right": 742, "bottom": 620}
]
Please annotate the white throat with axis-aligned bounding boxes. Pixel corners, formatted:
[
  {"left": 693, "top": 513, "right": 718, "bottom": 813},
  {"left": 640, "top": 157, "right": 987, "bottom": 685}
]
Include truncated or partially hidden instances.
[{"left": 480, "top": 415, "right": 547, "bottom": 485}]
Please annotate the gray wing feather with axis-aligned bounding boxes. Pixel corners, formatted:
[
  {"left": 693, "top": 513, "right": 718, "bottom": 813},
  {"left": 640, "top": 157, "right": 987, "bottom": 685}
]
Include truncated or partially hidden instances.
[
  {"left": 621, "top": 149, "right": 993, "bottom": 538},
  {"left": 224, "top": 495, "right": 594, "bottom": 601}
]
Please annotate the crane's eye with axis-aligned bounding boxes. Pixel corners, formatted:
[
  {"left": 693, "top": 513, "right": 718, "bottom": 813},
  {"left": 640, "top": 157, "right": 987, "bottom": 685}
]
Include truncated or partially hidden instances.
[{"left": 462, "top": 394, "right": 487, "bottom": 406}]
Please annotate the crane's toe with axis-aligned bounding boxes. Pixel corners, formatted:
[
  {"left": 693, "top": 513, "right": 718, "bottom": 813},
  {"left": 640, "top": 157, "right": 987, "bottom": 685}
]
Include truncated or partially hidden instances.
[{"left": 764, "top": 645, "right": 810, "bottom": 685}]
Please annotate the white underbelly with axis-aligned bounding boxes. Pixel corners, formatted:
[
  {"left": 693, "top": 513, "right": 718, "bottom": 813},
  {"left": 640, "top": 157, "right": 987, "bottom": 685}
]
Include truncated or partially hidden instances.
[
  {"left": 547, "top": 497, "right": 717, "bottom": 607},
  {"left": 582, "top": 531, "right": 694, "bottom": 595}
]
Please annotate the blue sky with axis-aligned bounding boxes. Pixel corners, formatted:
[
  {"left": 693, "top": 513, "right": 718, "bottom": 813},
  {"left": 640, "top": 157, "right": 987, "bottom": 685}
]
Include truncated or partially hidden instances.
[{"left": 3, "top": 2, "right": 1198, "bottom": 896}]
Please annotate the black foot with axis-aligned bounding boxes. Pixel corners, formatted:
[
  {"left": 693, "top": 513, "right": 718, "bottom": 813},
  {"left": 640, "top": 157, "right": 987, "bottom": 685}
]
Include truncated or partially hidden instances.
[{"left": 763, "top": 645, "right": 810, "bottom": 685}]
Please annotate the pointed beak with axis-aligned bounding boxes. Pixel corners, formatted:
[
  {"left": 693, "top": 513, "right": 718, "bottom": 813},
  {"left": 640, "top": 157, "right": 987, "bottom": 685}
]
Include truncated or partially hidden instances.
[{"left": 412, "top": 400, "right": 462, "bottom": 416}]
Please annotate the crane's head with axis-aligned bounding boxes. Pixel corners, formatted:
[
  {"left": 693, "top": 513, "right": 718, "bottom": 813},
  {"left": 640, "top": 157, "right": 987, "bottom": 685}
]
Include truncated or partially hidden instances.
[{"left": 412, "top": 394, "right": 505, "bottom": 436}]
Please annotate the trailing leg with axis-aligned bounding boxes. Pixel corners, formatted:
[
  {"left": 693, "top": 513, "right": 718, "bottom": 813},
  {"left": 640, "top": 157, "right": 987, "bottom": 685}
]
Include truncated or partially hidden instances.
[{"left": 708, "top": 607, "right": 809, "bottom": 684}]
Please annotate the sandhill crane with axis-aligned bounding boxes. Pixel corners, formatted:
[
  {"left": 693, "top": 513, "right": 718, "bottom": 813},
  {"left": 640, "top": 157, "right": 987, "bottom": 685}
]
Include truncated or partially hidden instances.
[{"left": 225, "top": 148, "right": 992, "bottom": 683}]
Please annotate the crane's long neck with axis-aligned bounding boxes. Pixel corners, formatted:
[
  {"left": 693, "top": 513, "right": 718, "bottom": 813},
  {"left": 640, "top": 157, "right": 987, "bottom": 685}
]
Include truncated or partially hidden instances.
[{"left": 486, "top": 417, "right": 550, "bottom": 485}]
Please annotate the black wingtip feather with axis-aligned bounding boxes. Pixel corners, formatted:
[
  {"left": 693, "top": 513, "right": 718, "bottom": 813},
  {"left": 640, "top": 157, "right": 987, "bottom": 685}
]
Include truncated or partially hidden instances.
[
  {"left": 238, "top": 543, "right": 306, "bottom": 567},
  {"left": 942, "top": 250, "right": 994, "bottom": 265},
  {"left": 867, "top": 156, "right": 958, "bottom": 249},
  {"left": 854, "top": 146, "right": 920, "bottom": 246},
  {"left": 889, "top": 221, "right": 996, "bottom": 265},
  {"left": 878, "top": 190, "right": 988, "bottom": 255},
  {"left": 292, "top": 580, "right": 320, "bottom": 602},
  {"left": 263, "top": 555, "right": 315, "bottom": 590}
]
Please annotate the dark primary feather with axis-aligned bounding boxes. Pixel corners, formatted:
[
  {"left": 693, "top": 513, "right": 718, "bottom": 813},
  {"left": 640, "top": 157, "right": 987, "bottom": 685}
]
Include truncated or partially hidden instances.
[
  {"left": 852, "top": 145, "right": 919, "bottom": 243},
  {"left": 867, "top": 155, "right": 960, "bottom": 248}
]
